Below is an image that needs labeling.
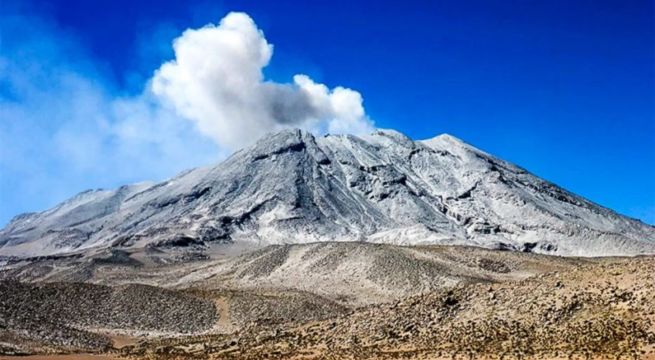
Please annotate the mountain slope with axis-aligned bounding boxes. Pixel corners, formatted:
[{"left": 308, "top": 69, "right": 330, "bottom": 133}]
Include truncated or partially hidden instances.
[
  {"left": 1, "top": 129, "right": 654, "bottom": 257},
  {"left": 0, "top": 243, "right": 587, "bottom": 307}
]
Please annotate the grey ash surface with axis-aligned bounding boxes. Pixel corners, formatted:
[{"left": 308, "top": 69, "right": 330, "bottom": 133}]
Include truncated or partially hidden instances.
[{"left": 2, "top": 129, "right": 654, "bottom": 258}]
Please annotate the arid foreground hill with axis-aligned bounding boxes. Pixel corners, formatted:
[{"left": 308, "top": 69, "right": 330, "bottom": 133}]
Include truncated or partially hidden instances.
[
  {"left": 1, "top": 244, "right": 653, "bottom": 359},
  {"left": 116, "top": 256, "right": 655, "bottom": 360}
]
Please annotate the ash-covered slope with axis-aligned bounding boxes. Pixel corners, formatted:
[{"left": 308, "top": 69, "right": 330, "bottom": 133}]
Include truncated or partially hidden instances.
[{"left": 2, "top": 129, "right": 654, "bottom": 257}]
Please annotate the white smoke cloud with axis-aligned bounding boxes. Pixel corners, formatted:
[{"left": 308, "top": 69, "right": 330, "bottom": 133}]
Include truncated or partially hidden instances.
[
  {"left": 151, "top": 12, "right": 374, "bottom": 150},
  {"left": 0, "top": 10, "right": 374, "bottom": 226}
]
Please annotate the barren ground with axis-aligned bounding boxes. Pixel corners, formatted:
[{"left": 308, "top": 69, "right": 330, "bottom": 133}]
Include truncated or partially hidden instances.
[{"left": 1, "top": 244, "right": 653, "bottom": 359}]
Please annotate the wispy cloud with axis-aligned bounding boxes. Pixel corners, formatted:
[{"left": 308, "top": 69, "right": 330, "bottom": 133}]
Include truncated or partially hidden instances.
[{"left": 0, "top": 15, "right": 221, "bottom": 222}]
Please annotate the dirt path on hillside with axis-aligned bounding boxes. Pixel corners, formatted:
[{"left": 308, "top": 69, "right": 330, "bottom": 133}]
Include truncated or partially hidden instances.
[{"left": 213, "top": 297, "right": 236, "bottom": 333}]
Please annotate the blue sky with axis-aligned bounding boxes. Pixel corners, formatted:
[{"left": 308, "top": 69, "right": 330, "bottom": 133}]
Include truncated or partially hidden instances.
[{"left": 1, "top": 0, "right": 654, "bottom": 226}]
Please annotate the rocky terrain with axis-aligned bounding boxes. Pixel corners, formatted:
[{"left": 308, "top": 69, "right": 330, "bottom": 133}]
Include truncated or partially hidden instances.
[
  {"left": 116, "top": 256, "right": 655, "bottom": 359},
  {"left": 0, "top": 242, "right": 588, "bottom": 306},
  {"left": 1, "top": 244, "right": 653, "bottom": 359},
  {"left": 2, "top": 129, "right": 654, "bottom": 258},
  {"left": 0, "top": 280, "right": 217, "bottom": 355}
]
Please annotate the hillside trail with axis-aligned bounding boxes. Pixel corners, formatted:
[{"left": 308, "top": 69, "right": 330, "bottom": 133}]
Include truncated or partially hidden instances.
[{"left": 212, "top": 297, "right": 237, "bottom": 333}]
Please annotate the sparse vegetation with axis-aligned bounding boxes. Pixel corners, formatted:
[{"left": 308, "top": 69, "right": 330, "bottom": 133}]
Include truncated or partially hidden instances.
[{"left": 1, "top": 244, "right": 653, "bottom": 359}]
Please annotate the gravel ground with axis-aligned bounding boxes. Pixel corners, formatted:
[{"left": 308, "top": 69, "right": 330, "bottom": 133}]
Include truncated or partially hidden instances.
[
  {"left": 0, "top": 280, "right": 217, "bottom": 354},
  {"left": 2, "top": 244, "right": 650, "bottom": 359},
  {"left": 119, "top": 256, "right": 655, "bottom": 359}
]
